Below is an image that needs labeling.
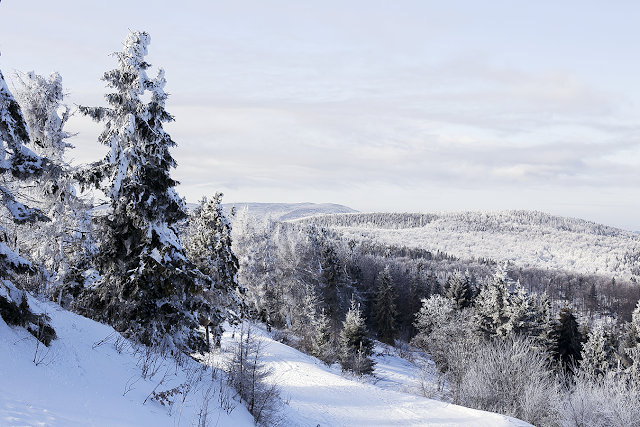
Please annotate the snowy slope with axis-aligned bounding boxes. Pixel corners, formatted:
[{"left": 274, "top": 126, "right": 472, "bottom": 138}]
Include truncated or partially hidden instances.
[
  {"left": 217, "top": 324, "right": 534, "bottom": 427},
  {"left": 1, "top": 297, "right": 532, "bottom": 427},
  {"left": 0, "top": 295, "right": 254, "bottom": 427}
]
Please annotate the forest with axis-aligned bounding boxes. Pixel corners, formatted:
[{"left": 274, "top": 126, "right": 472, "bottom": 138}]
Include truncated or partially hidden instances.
[{"left": 1, "top": 30, "right": 640, "bottom": 427}]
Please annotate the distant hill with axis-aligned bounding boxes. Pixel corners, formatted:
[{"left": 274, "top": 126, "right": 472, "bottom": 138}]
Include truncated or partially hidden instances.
[
  {"left": 292, "top": 210, "right": 640, "bottom": 278},
  {"left": 219, "top": 202, "right": 358, "bottom": 221}
]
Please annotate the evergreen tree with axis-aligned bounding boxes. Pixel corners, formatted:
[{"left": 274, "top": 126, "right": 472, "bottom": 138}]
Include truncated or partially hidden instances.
[
  {"left": 74, "top": 31, "right": 212, "bottom": 351},
  {"left": 445, "top": 270, "right": 473, "bottom": 310},
  {"left": 580, "top": 324, "right": 613, "bottom": 381},
  {"left": 374, "top": 266, "right": 397, "bottom": 345},
  {"left": 311, "top": 307, "right": 336, "bottom": 365},
  {"left": 503, "top": 280, "right": 539, "bottom": 337},
  {"left": 12, "top": 70, "right": 94, "bottom": 301},
  {"left": 473, "top": 265, "right": 510, "bottom": 339},
  {"left": 0, "top": 67, "right": 55, "bottom": 344},
  {"left": 555, "top": 305, "right": 583, "bottom": 370},
  {"left": 183, "top": 193, "right": 245, "bottom": 343},
  {"left": 338, "top": 298, "right": 375, "bottom": 375}
]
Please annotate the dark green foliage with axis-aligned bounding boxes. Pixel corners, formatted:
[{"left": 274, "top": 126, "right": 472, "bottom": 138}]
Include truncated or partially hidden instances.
[
  {"left": 0, "top": 294, "right": 56, "bottom": 346},
  {"left": 555, "top": 306, "right": 583, "bottom": 370},
  {"left": 445, "top": 271, "right": 474, "bottom": 310},
  {"left": 374, "top": 266, "right": 397, "bottom": 345},
  {"left": 74, "top": 31, "right": 212, "bottom": 352}
]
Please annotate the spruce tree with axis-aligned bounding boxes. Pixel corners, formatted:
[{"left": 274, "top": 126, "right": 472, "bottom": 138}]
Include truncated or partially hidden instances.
[
  {"left": 555, "top": 306, "right": 583, "bottom": 370},
  {"left": 12, "top": 70, "right": 94, "bottom": 301},
  {"left": 75, "top": 31, "right": 212, "bottom": 351},
  {"left": 445, "top": 270, "right": 473, "bottom": 310},
  {"left": 374, "top": 266, "right": 397, "bottom": 345},
  {"left": 580, "top": 324, "right": 613, "bottom": 380},
  {"left": 183, "top": 192, "right": 244, "bottom": 342},
  {"left": 0, "top": 67, "right": 55, "bottom": 344},
  {"left": 473, "top": 265, "right": 510, "bottom": 339},
  {"left": 339, "top": 298, "right": 375, "bottom": 375}
]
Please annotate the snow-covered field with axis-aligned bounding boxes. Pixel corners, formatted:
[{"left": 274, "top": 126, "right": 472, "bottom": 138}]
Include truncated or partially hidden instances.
[{"left": 0, "top": 297, "right": 533, "bottom": 427}]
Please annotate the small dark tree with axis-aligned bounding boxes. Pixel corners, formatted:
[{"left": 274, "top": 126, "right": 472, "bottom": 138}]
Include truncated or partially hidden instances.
[
  {"left": 555, "top": 306, "right": 583, "bottom": 371},
  {"left": 75, "top": 31, "right": 213, "bottom": 352},
  {"left": 374, "top": 266, "right": 397, "bottom": 345},
  {"left": 445, "top": 270, "right": 473, "bottom": 310},
  {"left": 339, "top": 299, "right": 375, "bottom": 375}
]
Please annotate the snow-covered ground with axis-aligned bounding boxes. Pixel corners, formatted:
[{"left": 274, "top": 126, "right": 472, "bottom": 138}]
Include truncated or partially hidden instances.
[{"left": 1, "top": 298, "right": 533, "bottom": 427}]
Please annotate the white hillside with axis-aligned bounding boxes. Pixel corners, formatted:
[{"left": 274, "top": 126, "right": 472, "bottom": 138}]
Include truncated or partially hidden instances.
[
  {"left": 222, "top": 202, "right": 358, "bottom": 221},
  {"left": 293, "top": 210, "right": 640, "bottom": 277},
  {"left": 1, "top": 296, "right": 533, "bottom": 427}
]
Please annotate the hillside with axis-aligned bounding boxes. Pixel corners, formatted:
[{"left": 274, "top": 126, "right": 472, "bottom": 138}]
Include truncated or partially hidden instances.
[
  {"left": 292, "top": 210, "right": 640, "bottom": 278},
  {"left": 0, "top": 296, "right": 533, "bottom": 427},
  {"left": 221, "top": 202, "right": 358, "bottom": 221}
]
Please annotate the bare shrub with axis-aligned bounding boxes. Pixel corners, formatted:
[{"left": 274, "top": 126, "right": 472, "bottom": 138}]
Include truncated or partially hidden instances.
[
  {"left": 558, "top": 370, "right": 640, "bottom": 427},
  {"left": 226, "top": 324, "right": 284, "bottom": 426},
  {"left": 459, "top": 336, "right": 558, "bottom": 426}
]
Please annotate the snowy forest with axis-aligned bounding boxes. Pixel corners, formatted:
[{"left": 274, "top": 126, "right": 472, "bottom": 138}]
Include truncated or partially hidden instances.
[{"left": 1, "top": 30, "right": 640, "bottom": 427}]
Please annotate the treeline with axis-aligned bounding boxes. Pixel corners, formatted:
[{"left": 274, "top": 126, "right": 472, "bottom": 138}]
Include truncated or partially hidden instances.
[{"left": 295, "top": 210, "right": 635, "bottom": 237}]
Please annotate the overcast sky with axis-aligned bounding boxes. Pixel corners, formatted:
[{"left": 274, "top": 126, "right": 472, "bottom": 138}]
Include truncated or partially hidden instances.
[{"left": 1, "top": 1, "right": 640, "bottom": 230}]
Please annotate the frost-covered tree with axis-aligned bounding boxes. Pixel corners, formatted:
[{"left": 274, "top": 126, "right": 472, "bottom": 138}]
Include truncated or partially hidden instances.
[
  {"left": 74, "top": 31, "right": 212, "bottom": 351},
  {"left": 580, "top": 324, "right": 614, "bottom": 381},
  {"left": 473, "top": 265, "right": 510, "bottom": 339},
  {"left": 12, "top": 70, "right": 94, "bottom": 301},
  {"left": 310, "top": 307, "right": 336, "bottom": 365},
  {"left": 183, "top": 193, "right": 244, "bottom": 342},
  {"left": 338, "top": 298, "right": 375, "bottom": 375},
  {"left": 374, "top": 266, "right": 397, "bottom": 345},
  {"left": 412, "top": 295, "right": 475, "bottom": 394},
  {"left": 0, "top": 67, "right": 55, "bottom": 344},
  {"left": 445, "top": 270, "right": 473, "bottom": 310}
]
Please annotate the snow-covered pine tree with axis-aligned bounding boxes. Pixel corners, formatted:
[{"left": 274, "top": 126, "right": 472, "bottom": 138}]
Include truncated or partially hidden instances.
[
  {"left": 338, "top": 298, "right": 375, "bottom": 375},
  {"left": 374, "top": 266, "right": 397, "bottom": 345},
  {"left": 473, "top": 265, "right": 510, "bottom": 340},
  {"left": 12, "top": 70, "right": 94, "bottom": 301},
  {"left": 0, "top": 67, "right": 55, "bottom": 345},
  {"left": 445, "top": 270, "right": 473, "bottom": 310},
  {"left": 183, "top": 193, "right": 244, "bottom": 343},
  {"left": 311, "top": 307, "right": 336, "bottom": 365},
  {"left": 580, "top": 324, "right": 613, "bottom": 381},
  {"left": 74, "top": 31, "right": 212, "bottom": 352}
]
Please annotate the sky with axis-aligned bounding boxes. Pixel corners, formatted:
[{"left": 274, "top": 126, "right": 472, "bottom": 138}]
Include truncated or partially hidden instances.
[{"left": 1, "top": 1, "right": 640, "bottom": 230}]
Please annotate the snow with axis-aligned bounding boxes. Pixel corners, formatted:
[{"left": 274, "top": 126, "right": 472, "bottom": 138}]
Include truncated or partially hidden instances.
[
  {"left": 1, "top": 298, "right": 533, "bottom": 427},
  {"left": 216, "top": 324, "right": 533, "bottom": 427},
  {"left": 0, "top": 295, "right": 254, "bottom": 427}
]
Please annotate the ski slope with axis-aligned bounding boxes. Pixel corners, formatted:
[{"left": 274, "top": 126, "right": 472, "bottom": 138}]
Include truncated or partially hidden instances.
[{"left": 1, "top": 297, "right": 532, "bottom": 427}]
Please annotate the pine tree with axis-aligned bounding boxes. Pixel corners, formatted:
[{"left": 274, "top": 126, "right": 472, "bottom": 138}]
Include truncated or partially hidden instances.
[
  {"left": 473, "top": 265, "right": 510, "bottom": 339},
  {"left": 445, "top": 270, "right": 473, "bottom": 310},
  {"left": 183, "top": 192, "right": 244, "bottom": 342},
  {"left": 580, "top": 324, "right": 613, "bottom": 381},
  {"left": 338, "top": 298, "right": 375, "bottom": 375},
  {"left": 0, "top": 67, "right": 55, "bottom": 344},
  {"left": 74, "top": 31, "right": 212, "bottom": 351},
  {"left": 555, "top": 305, "right": 583, "bottom": 371},
  {"left": 374, "top": 266, "right": 397, "bottom": 345},
  {"left": 12, "top": 70, "right": 94, "bottom": 301},
  {"left": 311, "top": 307, "right": 336, "bottom": 365}
]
